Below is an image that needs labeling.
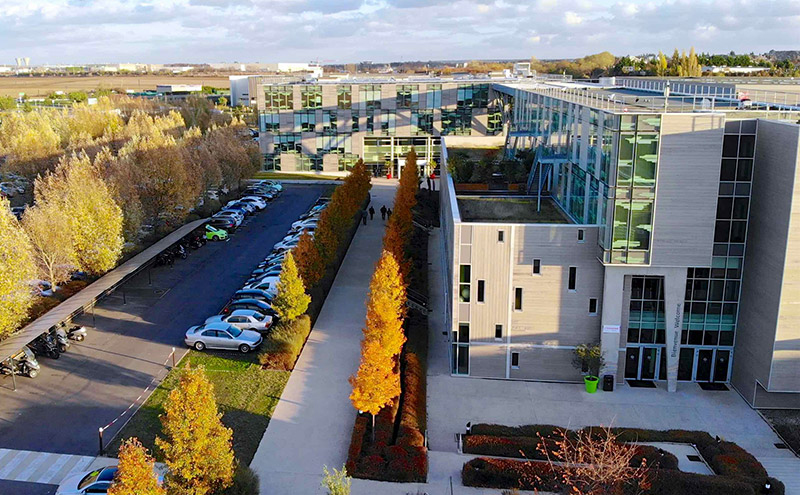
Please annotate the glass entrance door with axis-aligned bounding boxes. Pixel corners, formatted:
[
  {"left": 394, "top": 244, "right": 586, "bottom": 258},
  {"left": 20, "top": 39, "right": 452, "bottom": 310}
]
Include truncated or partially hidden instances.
[
  {"left": 624, "top": 346, "right": 664, "bottom": 381},
  {"left": 695, "top": 349, "right": 713, "bottom": 382},
  {"left": 713, "top": 350, "right": 730, "bottom": 382}
]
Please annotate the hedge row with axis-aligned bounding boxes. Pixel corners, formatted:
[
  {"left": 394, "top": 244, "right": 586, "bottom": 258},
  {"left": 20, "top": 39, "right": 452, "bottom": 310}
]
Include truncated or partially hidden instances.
[
  {"left": 465, "top": 425, "right": 784, "bottom": 495},
  {"left": 257, "top": 315, "right": 311, "bottom": 371},
  {"left": 463, "top": 434, "right": 678, "bottom": 470}
]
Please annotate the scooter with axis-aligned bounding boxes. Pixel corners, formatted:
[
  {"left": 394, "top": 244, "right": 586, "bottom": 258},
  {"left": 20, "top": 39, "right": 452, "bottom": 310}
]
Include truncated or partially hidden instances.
[
  {"left": 0, "top": 348, "right": 41, "bottom": 378},
  {"left": 173, "top": 244, "right": 188, "bottom": 260},
  {"left": 66, "top": 324, "right": 87, "bottom": 342},
  {"left": 52, "top": 327, "right": 70, "bottom": 353},
  {"left": 28, "top": 333, "right": 60, "bottom": 359}
]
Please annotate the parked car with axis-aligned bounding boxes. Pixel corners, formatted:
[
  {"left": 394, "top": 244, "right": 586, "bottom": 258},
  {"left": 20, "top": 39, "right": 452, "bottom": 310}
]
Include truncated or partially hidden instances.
[
  {"left": 244, "top": 276, "right": 280, "bottom": 293},
  {"left": 222, "top": 298, "right": 274, "bottom": 315},
  {"left": 205, "top": 310, "right": 272, "bottom": 332},
  {"left": 185, "top": 322, "right": 262, "bottom": 353},
  {"left": 256, "top": 180, "right": 283, "bottom": 191},
  {"left": 239, "top": 196, "right": 267, "bottom": 210},
  {"left": 217, "top": 208, "right": 246, "bottom": 220},
  {"left": 213, "top": 212, "right": 243, "bottom": 227},
  {"left": 273, "top": 237, "right": 300, "bottom": 252},
  {"left": 233, "top": 289, "right": 275, "bottom": 304},
  {"left": 250, "top": 265, "right": 282, "bottom": 279},
  {"left": 203, "top": 224, "right": 229, "bottom": 241},
  {"left": 206, "top": 218, "right": 236, "bottom": 233},
  {"left": 244, "top": 188, "right": 277, "bottom": 200},
  {"left": 226, "top": 201, "right": 256, "bottom": 214},
  {"left": 291, "top": 218, "right": 319, "bottom": 230}
]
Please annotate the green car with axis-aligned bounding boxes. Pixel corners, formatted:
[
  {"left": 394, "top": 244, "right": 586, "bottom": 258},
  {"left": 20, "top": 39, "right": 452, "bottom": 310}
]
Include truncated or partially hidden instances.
[{"left": 205, "top": 224, "right": 228, "bottom": 241}]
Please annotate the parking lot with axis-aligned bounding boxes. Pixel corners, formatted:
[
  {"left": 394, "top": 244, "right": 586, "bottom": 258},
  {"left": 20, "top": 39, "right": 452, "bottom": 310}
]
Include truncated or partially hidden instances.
[{"left": 0, "top": 184, "right": 327, "bottom": 492}]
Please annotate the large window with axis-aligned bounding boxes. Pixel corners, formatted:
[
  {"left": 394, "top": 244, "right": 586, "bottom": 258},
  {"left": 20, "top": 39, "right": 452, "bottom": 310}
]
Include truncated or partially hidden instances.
[
  {"left": 396, "top": 85, "right": 419, "bottom": 109},
  {"left": 366, "top": 110, "right": 375, "bottom": 134},
  {"left": 273, "top": 133, "right": 301, "bottom": 153},
  {"left": 380, "top": 110, "right": 395, "bottom": 135},
  {"left": 301, "top": 85, "right": 322, "bottom": 109},
  {"left": 442, "top": 108, "right": 472, "bottom": 136},
  {"left": 426, "top": 84, "right": 441, "bottom": 109},
  {"left": 360, "top": 84, "right": 381, "bottom": 110},
  {"left": 259, "top": 112, "right": 279, "bottom": 132},
  {"left": 352, "top": 114, "right": 359, "bottom": 132},
  {"left": 265, "top": 85, "right": 293, "bottom": 110},
  {"left": 487, "top": 109, "right": 503, "bottom": 135},
  {"left": 337, "top": 85, "right": 352, "bottom": 109},
  {"left": 627, "top": 276, "right": 666, "bottom": 344},
  {"left": 294, "top": 111, "right": 316, "bottom": 132},
  {"left": 457, "top": 84, "right": 489, "bottom": 108},
  {"left": 322, "top": 111, "right": 337, "bottom": 133}
]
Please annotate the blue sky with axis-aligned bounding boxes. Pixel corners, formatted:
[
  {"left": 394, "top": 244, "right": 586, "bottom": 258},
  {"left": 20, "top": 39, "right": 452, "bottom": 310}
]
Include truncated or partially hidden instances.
[{"left": 2, "top": 0, "right": 799, "bottom": 65}]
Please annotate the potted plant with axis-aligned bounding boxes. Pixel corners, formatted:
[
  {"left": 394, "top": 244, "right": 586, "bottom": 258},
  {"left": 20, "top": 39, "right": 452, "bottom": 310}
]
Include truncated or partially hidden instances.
[{"left": 572, "top": 343, "right": 605, "bottom": 393}]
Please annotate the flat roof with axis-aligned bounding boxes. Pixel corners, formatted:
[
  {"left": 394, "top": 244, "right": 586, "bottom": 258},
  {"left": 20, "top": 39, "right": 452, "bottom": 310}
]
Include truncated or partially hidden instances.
[{"left": 456, "top": 196, "right": 571, "bottom": 224}]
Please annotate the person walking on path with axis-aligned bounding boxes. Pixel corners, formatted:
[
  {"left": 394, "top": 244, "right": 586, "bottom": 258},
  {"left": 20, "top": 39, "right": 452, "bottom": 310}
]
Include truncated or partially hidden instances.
[
  {"left": 426, "top": 176, "right": 432, "bottom": 190},
  {"left": 361, "top": 209, "right": 367, "bottom": 225},
  {"left": 380, "top": 205, "right": 387, "bottom": 220},
  {"left": 387, "top": 208, "right": 392, "bottom": 220},
  {"left": 368, "top": 206, "right": 375, "bottom": 220}
]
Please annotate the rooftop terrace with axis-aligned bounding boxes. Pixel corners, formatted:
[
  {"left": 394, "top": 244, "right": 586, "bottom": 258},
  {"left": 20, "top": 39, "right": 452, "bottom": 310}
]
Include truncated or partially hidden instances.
[{"left": 456, "top": 196, "right": 571, "bottom": 224}]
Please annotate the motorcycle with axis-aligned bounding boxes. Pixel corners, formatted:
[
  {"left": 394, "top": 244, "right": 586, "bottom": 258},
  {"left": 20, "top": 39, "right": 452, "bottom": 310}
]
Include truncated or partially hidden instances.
[
  {"left": 66, "top": 324, "right": 87, "bottom": 342},
  {"left": 156, "top": 251, "right": 174, "bottom": 266},
  {"left": 173, "top": 244, "right": 188, "bottom": 260},
  {"left": 28, "top": 332, "right": 60, "bottom": 359},
  {"left": 0, "top": 348, "right": 40, "bottom": 378},
  {"left": 52, "top": 326, "right": 70, "bottom": 353}
]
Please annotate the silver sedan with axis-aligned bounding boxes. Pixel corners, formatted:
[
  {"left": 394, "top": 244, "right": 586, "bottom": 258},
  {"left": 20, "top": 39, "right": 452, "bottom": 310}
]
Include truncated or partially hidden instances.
[
  {"left": 184, "top": 322, "right": 263, "bottom": 353},
  {"left": 205, "top": 310, "right": 273, "bottom": 332}
]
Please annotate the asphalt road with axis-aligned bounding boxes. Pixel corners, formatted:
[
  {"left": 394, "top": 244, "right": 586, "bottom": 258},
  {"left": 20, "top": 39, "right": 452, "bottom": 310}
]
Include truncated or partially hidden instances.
[{"left": 0, "top": 185, "right": 327, "bottom": 493}]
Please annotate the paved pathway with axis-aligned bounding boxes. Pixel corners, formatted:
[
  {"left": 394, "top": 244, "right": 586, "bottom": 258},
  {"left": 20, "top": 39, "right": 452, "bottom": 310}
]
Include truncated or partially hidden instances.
[{"left": 250, "top": 180, "right": 397, "bottom": 494}]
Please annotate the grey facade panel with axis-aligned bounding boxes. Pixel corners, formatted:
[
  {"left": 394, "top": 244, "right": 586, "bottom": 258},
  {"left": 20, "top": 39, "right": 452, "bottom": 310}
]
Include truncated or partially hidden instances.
[{"left": 650, "top": 113, "right": 724, "bottom": 267}]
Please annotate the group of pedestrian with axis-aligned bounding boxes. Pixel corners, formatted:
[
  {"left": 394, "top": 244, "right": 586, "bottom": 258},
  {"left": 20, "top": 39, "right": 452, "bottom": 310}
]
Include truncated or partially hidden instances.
[{"left": 361, "top": 204, "right": 391, "bottom": 225}]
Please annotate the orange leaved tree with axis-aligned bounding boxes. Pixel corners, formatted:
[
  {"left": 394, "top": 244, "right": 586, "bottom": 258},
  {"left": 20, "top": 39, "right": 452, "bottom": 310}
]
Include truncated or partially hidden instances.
[
  {"left": 293, "top": 230, "right": 324, "bottom": 290},
  {"left": 349, "top": 340, "right": 401, "bottom": 439},
  {"left": 108, "top": 438, "right": 165, "bottom": 495}
]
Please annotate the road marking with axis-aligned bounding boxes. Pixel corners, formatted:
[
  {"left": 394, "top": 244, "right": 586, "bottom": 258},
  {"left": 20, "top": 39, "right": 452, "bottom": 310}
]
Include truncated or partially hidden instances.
[{"left": 0, "top": 448, "right": 102, "bottom": 485}]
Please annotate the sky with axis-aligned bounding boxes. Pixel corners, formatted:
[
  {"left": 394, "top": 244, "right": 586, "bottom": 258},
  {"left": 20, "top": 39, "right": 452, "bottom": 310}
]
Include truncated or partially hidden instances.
[{"left": 2, "top": 0, "right": 800, "bottom": 65}]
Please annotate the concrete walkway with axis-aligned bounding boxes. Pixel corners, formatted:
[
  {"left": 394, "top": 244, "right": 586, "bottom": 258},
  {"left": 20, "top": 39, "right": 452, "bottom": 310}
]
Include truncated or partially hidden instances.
[{"left": 250, "top": 180, "right": 397, "bottom": 494}]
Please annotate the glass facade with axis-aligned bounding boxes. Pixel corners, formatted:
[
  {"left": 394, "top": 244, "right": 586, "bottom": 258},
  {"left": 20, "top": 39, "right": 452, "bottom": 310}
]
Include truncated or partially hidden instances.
[
  {"left": 360, "top": 84, "right": 381, "bottom": 110},
  {"left": 337, "top": 85, "right": 352, "bottom": 109},
  {"left": 301, "top": 85, "right": 322, "bottom": 109},
  {"left": 396, "top": 85, "right": 419, "bottom": 109},
  {"left": 264, "top": 85, "right": 293, "bottom": 110}
]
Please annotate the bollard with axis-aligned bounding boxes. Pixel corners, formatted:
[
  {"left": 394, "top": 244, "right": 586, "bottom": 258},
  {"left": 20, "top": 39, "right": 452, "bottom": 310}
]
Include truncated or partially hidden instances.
[
  {"left": 171, "top": 347, "right": 176, "bottom": 369},
  {"left": 98, "top": 427, "right": 104, "bottom": 454},
  {"left": 9, "top": 360, "right": 16, "bottom": 392},
  {"left": 148, "top": 268, "right": 152, "bottom": 286}
]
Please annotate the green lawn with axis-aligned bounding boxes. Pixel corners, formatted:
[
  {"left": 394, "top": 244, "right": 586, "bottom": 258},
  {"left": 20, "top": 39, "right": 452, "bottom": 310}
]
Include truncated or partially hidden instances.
[
  {"left": 108, "top": 349, "right": 289, "bottom": 464},
  {"left": 253, "top": 171, "right": 342, "bottom": 180}
]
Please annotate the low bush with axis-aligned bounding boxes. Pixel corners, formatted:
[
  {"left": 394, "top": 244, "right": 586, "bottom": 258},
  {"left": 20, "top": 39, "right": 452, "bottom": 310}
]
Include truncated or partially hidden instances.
[
  {"left": 462, "top": 457, "right": 563, "bottom": 492},
  {"left": 463, "top": 435, "right": 543, "bottom": 460},
  {"left": 704, "top": 441, "right": 767, "bottom": 479},
  {"left": 630, "top": 445, "right": 680, "bottom": 470},
  {"left": 644, "top": 470, "right": 756, "bottom": 495},
  {"left": 216, "top": 463, "right": 260, "bottom": 495},
  {"left": 470, "top": 423, "right": 570, "bottom": 439},
  {"left": 345, "top": 416, "right": 367, "bottom": 475},
  {"left": 257, "top": 315, "right": 311, "bottom": 371}
]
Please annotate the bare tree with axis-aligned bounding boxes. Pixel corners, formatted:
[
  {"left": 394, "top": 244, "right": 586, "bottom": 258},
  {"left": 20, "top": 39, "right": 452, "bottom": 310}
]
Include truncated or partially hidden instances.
[{"left": 538, "top": 426, "right": 650, "bottom": 495}]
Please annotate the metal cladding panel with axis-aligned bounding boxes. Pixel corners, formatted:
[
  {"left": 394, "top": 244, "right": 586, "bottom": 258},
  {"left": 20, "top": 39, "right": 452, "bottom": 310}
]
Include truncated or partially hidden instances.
[{"left": 650, "top": 113, "right": 724, "bottom": 267}]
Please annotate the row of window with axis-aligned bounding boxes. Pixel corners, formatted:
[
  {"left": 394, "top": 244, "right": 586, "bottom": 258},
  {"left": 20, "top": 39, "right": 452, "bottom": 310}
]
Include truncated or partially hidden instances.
[{"left": 265, "top": 83, "right": 489, "bottom": 111}]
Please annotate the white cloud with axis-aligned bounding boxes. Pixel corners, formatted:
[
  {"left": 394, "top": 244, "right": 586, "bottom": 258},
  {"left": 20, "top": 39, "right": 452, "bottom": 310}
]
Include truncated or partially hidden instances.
[
  {"left": 0, "top": 0, "right": 798, "bottom": 64},
  {"left": 564, "top": 11, "right": 583, "bottom": 25}
]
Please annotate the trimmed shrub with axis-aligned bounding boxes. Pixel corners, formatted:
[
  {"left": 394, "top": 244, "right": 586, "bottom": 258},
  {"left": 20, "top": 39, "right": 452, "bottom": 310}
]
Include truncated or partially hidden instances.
[
  {"left": 644, "top": 470, "right": 756, "bottom": 495},
  {"left": 470, "top": 423, "right": 570, "bottom": 439},
  {"left": 630, "top": 445, "right": 680, "bottom": 470},
  {"left": 258, "top": 315, "right": 311, "bottom": 370},
  {"left": 345, "top": 416, "right": 367, "bottom": 475},
  {"left": 217, "top": 464, "right": 259, "bottom": 495},
  {"left": 463, "top": 435, "right": 543, "bottom": 460},
  {"left": 462, "top": 457, "right": 563, "bottom": 492}
]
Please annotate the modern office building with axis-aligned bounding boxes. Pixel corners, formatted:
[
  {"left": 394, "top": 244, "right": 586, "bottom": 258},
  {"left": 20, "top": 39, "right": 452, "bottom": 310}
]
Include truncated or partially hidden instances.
[
  {"left": 248, "top": 78, "right": 508, "bottom": 176},
  {"left": 440, "top": 78, "right": 800, "bottom": 408}
]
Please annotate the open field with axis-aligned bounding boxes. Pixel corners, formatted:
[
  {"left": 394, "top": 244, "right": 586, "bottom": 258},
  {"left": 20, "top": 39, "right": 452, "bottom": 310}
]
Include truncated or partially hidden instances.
[{"left": 0, "top": 75, "right": 232, "bottom": 97}]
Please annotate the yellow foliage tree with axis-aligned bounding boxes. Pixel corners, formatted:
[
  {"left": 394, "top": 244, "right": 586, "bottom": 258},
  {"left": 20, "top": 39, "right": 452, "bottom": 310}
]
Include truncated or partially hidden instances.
[
  {"left": 156, "top": 364, "right": 234, "bottom": 495},
  {"left": 363, "top": 251, "right": 406, "bottom": 360},
  {"left": 22, "top": 203, "right": 76, "bottom": 290},
  {"left": 349, "top": 340, "right": 401, "bottom": 432},
  {"left": 0, "top": 199, "right": 36, "bottom": 339},
  {"left": 0, "top": 109, "right": 62, "bottom": 176},
  {"left": 293, "top": 231, "right": 324, "bottom": 290},
  {"left": 35, "top": 153, "right": 124, "bottom": 274},
  {"left": 108, "top": 437, "right": 165, "bottom": 495},
  {"left": 273, "top": 251, "right": 311, "bottom": 321}
]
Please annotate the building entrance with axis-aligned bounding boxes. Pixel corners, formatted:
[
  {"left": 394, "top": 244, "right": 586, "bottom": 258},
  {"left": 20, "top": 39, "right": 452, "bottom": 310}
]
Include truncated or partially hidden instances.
[
  {"left": 624, "top": 345, "right": 667, "bottom": 381},
  {"left": 677, "top": 347, "right": 731, "bottom": 382}
]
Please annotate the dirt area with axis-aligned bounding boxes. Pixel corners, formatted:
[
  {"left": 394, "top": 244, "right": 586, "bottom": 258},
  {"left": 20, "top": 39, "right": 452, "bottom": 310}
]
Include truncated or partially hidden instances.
[
  {"left": 0, "top": 75, "right": 232, "bottom": 97},
  {"left": 457, "top": 196, "right": 570, "bottom": 223}
]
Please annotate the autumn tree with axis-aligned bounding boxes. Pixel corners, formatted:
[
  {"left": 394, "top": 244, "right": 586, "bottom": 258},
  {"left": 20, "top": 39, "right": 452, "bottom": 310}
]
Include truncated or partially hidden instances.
[
  {"left": 293, "top": 231, "right": 324, "bottom": 289},
  {"left": 22, "top": 204, "right": 76, "bottom": 290},
  {"left": 656, "top": 51, "right": 668, "bottom": 76},
  {"left": 0, "top": 199, "right": 36, "bottom": 339},
  {"left": 108, "top": 438, "right": 165, "bottom": 495},
  {"left": 35, "top": 153, "right": 124, "bottom": 274},
  {"left": 349, "top": 340, "right": 400, "bottom": 436},
  {"left": 0, "top": 109, "right": 62, "bottom": 176},
  {"left": 273, "top": 251, "right": 311, "bottom": 321},
  {"left": 363, "top": 251, "right": 406, "bottom": 360},
  {"left": 156, "top": 364, "right": 234, "bottom": 495}
]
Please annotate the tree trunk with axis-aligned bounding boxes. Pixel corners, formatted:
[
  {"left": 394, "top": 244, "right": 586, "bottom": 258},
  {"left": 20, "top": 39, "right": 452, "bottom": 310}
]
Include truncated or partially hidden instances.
[{"left": 371, "top": 413, "right": 375, "bottom": 444}]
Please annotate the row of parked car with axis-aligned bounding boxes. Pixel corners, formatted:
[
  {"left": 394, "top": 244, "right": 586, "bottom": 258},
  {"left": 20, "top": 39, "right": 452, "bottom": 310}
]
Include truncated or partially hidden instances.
[
  {"left": 204, "top": 180, "right": 283, "bottom": 234},
  {"left": 183, "top": 194, "right": 330, "bottom": 354}
]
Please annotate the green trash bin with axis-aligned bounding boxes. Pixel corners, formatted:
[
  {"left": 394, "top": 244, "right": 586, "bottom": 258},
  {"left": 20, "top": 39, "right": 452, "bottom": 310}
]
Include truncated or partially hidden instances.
[{"left": 584, "top": 375, "right": 599, "bottom": 393}]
